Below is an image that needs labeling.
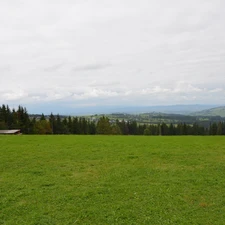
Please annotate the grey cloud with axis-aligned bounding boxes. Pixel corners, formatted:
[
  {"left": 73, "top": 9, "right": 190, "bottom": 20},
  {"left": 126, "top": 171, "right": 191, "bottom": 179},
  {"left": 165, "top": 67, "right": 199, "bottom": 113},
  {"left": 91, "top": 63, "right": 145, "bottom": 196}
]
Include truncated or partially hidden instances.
[
  {"left": 0, "top": 0, "right": 225, "bottom": 111},
  {"left": 0, "top": 65, "right": 11, "bottom": 72},
  {"left": 72, "top": 62, "right": 112, "bottom": 72},
  {"left": 1, "top": 84, "right": 225, "bottom": 108},
  {"left": 43, "top": 63, "right": 65, "bottom": 72},
  {"left": 88, "top": 81, "right": 120, "bottom": 88}
]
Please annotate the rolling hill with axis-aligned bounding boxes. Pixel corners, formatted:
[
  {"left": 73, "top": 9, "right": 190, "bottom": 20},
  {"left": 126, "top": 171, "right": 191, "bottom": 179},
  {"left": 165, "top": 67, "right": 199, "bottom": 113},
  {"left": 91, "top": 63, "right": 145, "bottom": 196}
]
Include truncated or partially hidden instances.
[{"left": 191, "top": 106, "right": 225, "bottom": 117}]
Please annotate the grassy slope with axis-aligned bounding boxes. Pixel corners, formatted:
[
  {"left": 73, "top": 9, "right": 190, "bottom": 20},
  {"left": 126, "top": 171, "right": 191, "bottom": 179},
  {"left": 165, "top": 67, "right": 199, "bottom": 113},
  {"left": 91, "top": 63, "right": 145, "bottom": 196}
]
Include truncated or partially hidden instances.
[{"left": 1, "top": 136, "right": 225, "bottom": 225}]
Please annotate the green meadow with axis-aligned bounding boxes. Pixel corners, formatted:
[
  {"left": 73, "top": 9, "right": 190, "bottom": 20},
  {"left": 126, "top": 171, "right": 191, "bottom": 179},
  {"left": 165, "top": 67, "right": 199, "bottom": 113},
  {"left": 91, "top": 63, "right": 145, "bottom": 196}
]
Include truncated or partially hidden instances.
[{"left": 1, "top": 136, "right": 225, "bottom": 225}]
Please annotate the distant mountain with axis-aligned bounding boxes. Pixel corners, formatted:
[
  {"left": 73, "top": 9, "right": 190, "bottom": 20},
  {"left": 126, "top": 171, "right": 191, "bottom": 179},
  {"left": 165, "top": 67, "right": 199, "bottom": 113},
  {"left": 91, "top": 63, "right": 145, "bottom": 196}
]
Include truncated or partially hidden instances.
[
  {"left": 115, "top": 105, "right": 219, "bottom": 115},
  {"left": 191, "top": 106, "right": 225, "bottom": 117},
  {"left": 70, "top": 104, "right": 219, "bottom": 115},
  {"left": 27, "top": 102, "right": 219, "bottom": 116}
]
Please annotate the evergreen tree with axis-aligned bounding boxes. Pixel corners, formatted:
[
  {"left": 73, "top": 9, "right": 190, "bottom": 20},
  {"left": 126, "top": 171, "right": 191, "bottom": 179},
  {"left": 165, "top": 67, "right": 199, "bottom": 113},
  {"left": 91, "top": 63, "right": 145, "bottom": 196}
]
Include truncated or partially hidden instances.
[
  {"left": 49, "top": 113, "right": 55, "bottom": 134},
  {"left": 96, "top": 116, "right": 111, "bottom": 134},
  {"left": 169, "top": 123, "right": 175, "bottom": 135},
  {"left": 210, "top": 123, "right": 218, "bottom": 135},
  {"left": 217, "top": 122, "right": 222, "bottom": 135},
  {"left": 67, "top": 116, "right": 73, "bottom": 134},
  {"left": 88, "top": 121, "right": 96, "bottom": 135}
]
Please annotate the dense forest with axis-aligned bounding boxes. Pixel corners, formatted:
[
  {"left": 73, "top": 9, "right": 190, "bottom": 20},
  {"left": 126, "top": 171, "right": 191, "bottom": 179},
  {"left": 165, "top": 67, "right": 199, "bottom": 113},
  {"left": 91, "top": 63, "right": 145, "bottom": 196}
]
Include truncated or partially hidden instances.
[{"left": 0, "top": 104, "right": 225, "bottom": 135}]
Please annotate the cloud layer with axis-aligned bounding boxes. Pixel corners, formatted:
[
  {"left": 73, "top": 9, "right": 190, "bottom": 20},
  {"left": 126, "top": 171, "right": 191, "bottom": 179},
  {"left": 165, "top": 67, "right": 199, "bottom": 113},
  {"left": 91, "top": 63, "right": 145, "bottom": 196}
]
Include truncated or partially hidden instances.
[{"left": 0, "top": 0, "right": 225, "bottom": 112}]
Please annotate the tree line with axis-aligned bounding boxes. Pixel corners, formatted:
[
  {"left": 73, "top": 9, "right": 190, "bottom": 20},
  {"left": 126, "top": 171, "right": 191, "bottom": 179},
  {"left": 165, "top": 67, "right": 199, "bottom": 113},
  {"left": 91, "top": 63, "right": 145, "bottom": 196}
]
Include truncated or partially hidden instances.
[{"left": 0, "top": 104, "right": 225, "bottom": 135}]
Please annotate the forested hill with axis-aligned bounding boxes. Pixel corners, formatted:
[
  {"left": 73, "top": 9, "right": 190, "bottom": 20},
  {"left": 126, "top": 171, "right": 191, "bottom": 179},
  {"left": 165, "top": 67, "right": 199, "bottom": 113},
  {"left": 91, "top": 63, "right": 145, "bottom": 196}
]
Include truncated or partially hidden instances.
[
  {"left": 190, "top": 106, "right": 225, "bottom": 117},
  {"left": 87, "top": 112, "right": 225, "bottom": 127}
]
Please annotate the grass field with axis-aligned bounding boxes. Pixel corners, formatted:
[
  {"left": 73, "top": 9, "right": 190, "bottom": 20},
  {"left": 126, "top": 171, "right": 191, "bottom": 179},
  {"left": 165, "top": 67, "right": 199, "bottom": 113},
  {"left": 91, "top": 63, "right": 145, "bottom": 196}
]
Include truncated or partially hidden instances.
[{"left": 1, "top": 136, "right": 225, "bottom": 225}]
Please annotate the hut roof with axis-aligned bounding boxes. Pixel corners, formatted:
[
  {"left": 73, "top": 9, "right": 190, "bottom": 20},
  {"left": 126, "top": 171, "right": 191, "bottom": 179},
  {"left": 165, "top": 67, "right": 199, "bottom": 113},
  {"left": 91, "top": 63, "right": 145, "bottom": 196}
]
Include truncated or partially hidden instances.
[{"left": 0, "top": 130, "right": 21, "bottom": 134}]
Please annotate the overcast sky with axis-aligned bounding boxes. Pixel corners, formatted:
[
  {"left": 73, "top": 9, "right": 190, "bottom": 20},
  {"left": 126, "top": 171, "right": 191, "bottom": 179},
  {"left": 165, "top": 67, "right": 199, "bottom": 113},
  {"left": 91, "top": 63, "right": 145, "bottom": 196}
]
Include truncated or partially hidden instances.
[{"left": 1, "top": 0, "right": 225, "bottom": 113}]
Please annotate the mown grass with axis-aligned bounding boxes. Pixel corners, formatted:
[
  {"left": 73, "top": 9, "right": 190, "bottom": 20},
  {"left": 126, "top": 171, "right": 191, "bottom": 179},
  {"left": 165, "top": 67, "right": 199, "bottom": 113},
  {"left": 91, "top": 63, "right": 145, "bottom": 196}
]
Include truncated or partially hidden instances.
[{"left": 1, "top": 135, "right": 225, "bottom": 225}]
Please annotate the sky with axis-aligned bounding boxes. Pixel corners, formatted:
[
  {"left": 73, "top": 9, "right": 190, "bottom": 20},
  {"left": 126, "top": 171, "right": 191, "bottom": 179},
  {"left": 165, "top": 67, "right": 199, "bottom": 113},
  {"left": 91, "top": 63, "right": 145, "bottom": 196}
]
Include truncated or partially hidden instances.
[{"left": 0, "top": 0, "right": 225, "bottom": 114}]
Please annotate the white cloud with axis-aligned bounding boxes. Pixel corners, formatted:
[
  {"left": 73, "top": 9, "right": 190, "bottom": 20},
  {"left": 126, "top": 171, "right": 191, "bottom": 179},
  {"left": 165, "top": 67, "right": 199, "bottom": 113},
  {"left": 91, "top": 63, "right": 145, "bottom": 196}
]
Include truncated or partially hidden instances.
[
  {"left": 0, "top": 0, "right": 225, "bottom": 112},
  {"left": 2, "top": 90, "right": 28, "bottom": 101},
  {"left": 209, "top": 88, "right": 224, "bottom": 93}
]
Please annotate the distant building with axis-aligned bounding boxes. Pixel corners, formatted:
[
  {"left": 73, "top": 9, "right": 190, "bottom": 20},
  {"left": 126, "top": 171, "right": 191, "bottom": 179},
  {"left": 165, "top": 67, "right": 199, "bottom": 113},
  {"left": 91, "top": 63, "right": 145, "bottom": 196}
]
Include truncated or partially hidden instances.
[{"left": 0, "top": 130, "right": 21, "bottom": 135}]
